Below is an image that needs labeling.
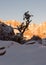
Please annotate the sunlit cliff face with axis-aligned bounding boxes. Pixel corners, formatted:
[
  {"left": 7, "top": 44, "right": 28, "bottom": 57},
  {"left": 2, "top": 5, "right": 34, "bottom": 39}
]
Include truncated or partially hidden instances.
[
  {"left": 0, "top": 19, "right": 46, "bottom": 39},
  {"left": 35, "top": 22, "right": 46, "bottom": 38}
]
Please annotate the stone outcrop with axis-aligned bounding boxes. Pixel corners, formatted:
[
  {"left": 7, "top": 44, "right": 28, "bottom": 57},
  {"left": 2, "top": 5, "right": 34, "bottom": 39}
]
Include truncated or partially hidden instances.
[{"left": 0, "top": 22, "right": 15, "bottom": 40}]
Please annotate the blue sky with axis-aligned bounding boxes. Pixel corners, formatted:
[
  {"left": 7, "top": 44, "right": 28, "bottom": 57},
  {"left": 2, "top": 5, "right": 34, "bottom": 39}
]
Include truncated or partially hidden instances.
[{"left": 0, "top": 0, "right": 46, "bottom": 23}]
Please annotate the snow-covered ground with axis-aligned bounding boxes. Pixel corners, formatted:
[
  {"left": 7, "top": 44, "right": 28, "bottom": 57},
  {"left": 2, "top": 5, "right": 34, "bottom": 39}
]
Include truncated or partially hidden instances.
[{"left": 0, "top": 40, "right": 46, "bottom": 65}]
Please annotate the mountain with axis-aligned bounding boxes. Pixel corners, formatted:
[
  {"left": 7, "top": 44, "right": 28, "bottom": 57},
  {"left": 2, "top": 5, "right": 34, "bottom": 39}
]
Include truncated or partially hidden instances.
[
  {"left": 0, "top": 19, "right": 46, "bottom": 39},
  {"left": 34, "top": 22, "right": 46, "bottom": 38}
]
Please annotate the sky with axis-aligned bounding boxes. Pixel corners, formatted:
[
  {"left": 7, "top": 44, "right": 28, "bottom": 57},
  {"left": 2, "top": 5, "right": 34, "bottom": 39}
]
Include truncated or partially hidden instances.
[{"left": 0, "top": 0, "right": 46, "bottom": 23}]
